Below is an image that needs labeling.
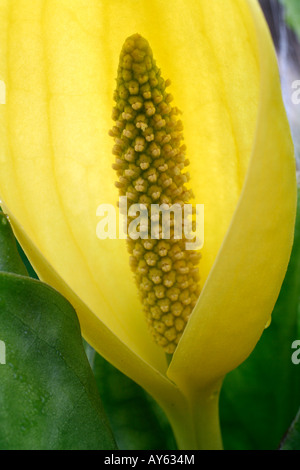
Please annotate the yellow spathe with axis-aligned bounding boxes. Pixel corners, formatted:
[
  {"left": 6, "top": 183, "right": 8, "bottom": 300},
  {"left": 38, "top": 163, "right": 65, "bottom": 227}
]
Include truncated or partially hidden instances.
[{"left": 0, "top": 0, "right": 296, "bottom": 449}]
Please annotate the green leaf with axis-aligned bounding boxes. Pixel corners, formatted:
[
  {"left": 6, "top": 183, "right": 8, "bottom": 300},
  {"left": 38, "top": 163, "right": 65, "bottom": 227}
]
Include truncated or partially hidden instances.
[
  {"left": 0, "top": 274, "right": 117, "bottom": 450},
  {"left": 0, "top": 213, "right": 117, "bottom": 450},
  {"left": 16, "top": 241, "right": 39, "bottom": 279},
  {"left": 0, "top": 213, "right": 28, "bottom": 276},
  {"left": 86, "top": 343, "right": 176, "bottom": 450},
  {"left": 280, "top": 0, "right": 300, "bottom": 39},
  {"left": 280, "top": 408, "right": 300, "bottom": 449},
  {"left": 220, "top": 189, "right": 300, "bottom": 450}
]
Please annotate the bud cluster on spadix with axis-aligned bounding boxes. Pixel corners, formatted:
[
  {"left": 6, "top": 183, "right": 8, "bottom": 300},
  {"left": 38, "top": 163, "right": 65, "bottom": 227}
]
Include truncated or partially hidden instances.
[{"left": 110, "top": 34, "right": 201, "bottom": 354}]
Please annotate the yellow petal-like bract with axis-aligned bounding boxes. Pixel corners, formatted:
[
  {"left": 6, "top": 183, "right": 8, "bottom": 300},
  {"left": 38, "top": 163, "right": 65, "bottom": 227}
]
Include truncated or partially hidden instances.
[{"left": 0, "top": 0, "right": 296, "bottom": 450}]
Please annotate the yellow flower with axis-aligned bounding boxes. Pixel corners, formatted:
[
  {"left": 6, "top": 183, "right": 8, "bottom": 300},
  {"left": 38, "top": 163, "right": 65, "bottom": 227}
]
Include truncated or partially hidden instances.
[{"left": 0, "top": 0, "right": 296, "bottom": 449}]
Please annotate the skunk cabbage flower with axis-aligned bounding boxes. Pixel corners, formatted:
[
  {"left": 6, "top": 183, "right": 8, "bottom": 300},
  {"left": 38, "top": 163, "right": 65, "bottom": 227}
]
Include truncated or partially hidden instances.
[{"left": 0, "top": 0, "right": 296, "bottom": 449}]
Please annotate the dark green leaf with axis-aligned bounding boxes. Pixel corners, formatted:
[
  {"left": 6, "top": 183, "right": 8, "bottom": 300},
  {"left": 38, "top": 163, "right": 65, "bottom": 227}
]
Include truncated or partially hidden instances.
[
  {"left": 0, "top": 212, "right": 117, "bottom": 450},
  {"left": 17, "top": 241, "right": 38, "bottom": 279},
  {"left": 220, "top": 189, "right": 300, "bottom": 450},
  {"left": 280, "top": 408, "right": 300, "bottom": 449},
  {"left": 86, "top": 344, "right": 176, "bottom": 450},
  {"left": 0, "top": 273, "right": 117, "bottom": 450},
  {"left": 0, "top": 213, "right": 28, "bottom": 276}
]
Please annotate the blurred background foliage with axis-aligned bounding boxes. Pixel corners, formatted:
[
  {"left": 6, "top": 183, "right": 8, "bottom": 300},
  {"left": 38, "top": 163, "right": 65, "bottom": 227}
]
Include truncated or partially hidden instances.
[
  {"left": 260, "top": 0, "right": 300, "bottom": 165},
  {"left": 0, "top": 0, "right": 300, "bottom": 451},
  {"left": 279, "top": 0, "right": 300, "bottom": 40}
]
